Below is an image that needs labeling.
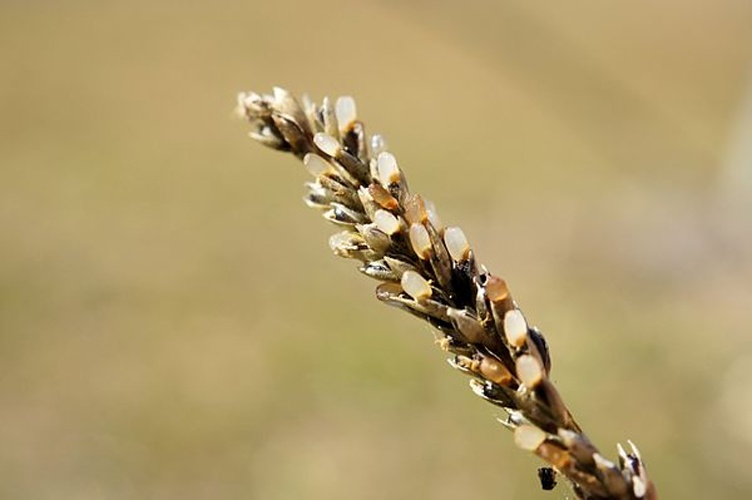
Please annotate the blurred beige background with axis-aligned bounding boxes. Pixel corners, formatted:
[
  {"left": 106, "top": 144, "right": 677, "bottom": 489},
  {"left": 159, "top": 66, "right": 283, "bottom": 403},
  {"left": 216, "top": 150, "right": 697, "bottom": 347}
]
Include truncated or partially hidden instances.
[{"left": 2, "top": 1, "right": 752, "bottom": 499}]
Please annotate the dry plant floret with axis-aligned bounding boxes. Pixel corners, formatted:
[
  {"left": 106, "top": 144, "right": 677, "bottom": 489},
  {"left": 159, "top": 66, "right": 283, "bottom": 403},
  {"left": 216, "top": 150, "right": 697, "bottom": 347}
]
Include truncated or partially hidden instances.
[{"left": 237, "top": 87, "right": 657, "bottom": 500}]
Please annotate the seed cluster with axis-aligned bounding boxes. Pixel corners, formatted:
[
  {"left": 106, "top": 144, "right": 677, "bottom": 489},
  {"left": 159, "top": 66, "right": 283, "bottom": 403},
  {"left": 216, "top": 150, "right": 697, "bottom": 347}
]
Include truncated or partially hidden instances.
[{"left": 237, "top": 87, "right": 656, "bottom": 500}]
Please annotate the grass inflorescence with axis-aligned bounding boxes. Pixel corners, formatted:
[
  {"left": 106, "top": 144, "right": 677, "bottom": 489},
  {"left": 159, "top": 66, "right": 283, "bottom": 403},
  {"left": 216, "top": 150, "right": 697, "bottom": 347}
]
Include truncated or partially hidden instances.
[{"left": 237, "top": 87, "right": 656, "bottom": 500}]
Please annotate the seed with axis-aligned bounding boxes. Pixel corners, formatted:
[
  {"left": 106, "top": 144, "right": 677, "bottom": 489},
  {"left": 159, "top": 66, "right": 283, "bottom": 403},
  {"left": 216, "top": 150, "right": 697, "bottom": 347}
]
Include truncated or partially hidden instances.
[
  {"left": 373, "top": 209, "right": 401, "bottom": 235},
  {"left": 368, "top": 183, "right": 399, "bottom": 210},
  {"left": 377, "top": 151, "right": 400, "bottom": 186},
  {"left": 516, "top": 354, "right": 543, "bottom": 389},
  {"left": 304, "top": 153, "right": 332, "bottom": 177},
  {"left": 444, "top": 226, "right": 470, "bottom": 262},
  {"left": 401, "top": 270, "right": 432, "bottom": 301},
  {"left": 514, "top": 425, "right": 547, "bottom": 451},
  {"left": 409, "top": 223, "right": 432, "bottom": 259},
  {"left": 479, "top": 356, "right": 513, "bottom": 385},
  {"left": 335, "top": 96, "right": 357, "bottom": 133},
  {"left": 485, "top": 275, "right": 510, "bottom": 302},
  {"left": 313, "top": 132, "right": 341, "bottom": 157},
  {"left": 404, "top": 194, "right": 428, "bottom": 225},
  {"left": 503, "top": 309, "right": 528, "bottom": 347}
]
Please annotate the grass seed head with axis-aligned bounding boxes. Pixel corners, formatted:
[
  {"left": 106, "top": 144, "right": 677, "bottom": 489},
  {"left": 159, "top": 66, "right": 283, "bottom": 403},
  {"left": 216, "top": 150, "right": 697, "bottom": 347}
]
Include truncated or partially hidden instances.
[{"left": 240, "top": 88, "right": 656, "bottom": 500}]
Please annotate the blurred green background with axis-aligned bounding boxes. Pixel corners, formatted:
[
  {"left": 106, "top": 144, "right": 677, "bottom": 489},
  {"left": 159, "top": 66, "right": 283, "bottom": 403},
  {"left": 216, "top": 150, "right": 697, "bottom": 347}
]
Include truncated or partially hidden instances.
[{"left": 2, "top": 1, "right": 752, "bottom": 499}]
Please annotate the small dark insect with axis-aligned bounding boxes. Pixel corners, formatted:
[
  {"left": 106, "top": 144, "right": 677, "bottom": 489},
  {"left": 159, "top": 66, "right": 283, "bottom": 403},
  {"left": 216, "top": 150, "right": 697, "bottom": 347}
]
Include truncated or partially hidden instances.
[{"left": 537, "top": 467, "right": 557, "bottom": 491}]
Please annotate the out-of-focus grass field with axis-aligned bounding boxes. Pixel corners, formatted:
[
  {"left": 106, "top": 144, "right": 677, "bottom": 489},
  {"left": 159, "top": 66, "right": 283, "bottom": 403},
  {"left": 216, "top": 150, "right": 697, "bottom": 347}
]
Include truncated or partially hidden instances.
[{"left": 2, "top": 1, "right": 751, "bottom": 498}]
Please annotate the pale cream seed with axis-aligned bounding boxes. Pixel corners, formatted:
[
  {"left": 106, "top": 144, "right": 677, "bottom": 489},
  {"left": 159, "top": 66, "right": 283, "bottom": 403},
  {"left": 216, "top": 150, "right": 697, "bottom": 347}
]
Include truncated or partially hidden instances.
[
  {"left": 408, "top": 223, "right": 432, "bottom": 259},
  {"left": 514, "top": 425, "right": 547, "bottom": 451},
  {"left": 516, "top": 354, "right": 543, "bottom": 389},
  {"left": 503, "top": 309, "right": 528, "bottom": 347},
  {"left": 373, "top": 209, "right": 401, "bottom": 235},
  {"left": 377, "top": 151, "right": 400, "bottom": 186},
  {"left": 335, "top": 96, "right": 357, "bottom": 132},
  {"left": 304, "top": 153, "right": 332, "bottom": 177},
  {"left": 401, "top": 270, "right": 432, "bottom": 301},
  {"left": 313, "top": 133, "right": 341, "bottom": 157},
  {"left": 444, "top": 226, "right": 470, "bottom": 261}
]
